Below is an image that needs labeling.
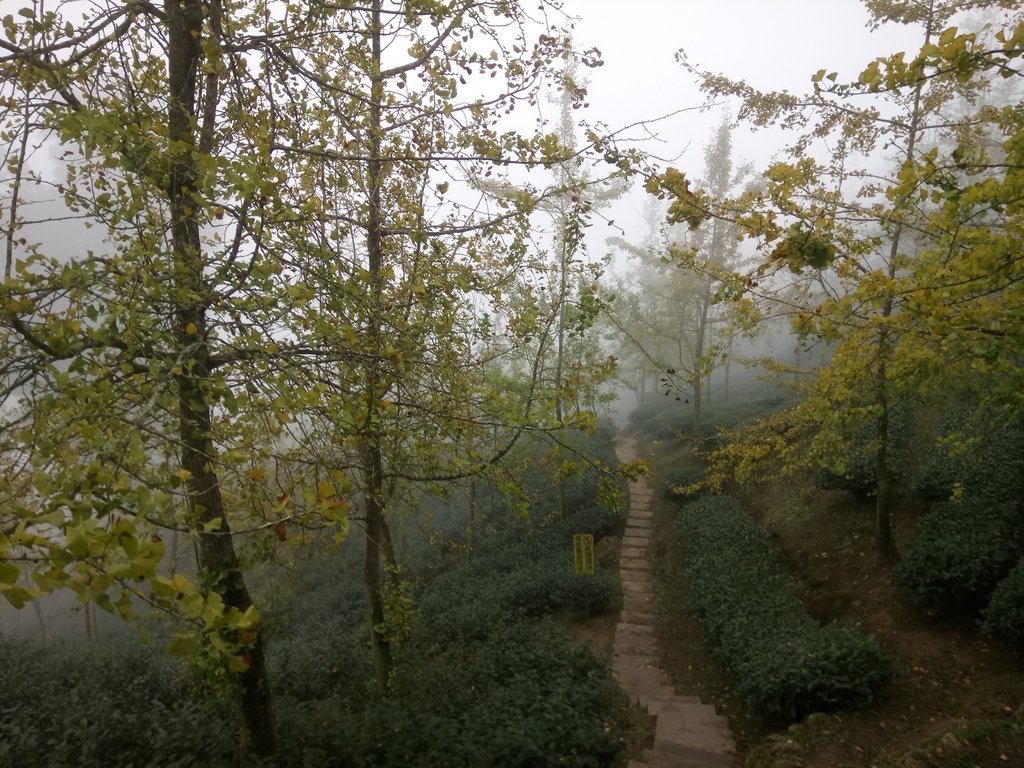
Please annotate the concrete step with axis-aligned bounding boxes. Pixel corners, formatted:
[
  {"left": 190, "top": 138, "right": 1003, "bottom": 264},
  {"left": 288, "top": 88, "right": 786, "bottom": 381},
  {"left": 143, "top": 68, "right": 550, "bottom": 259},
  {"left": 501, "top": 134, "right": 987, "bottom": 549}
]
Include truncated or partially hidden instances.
[
  {"left": 622, "top": 592, "right": 655, "bottom": 612},
  {"left": 622, "top": 524, "right": 655, "bottom": 536},
  {"left": 617, "top": 620, "right": 655, "bottom": 635},
  {"left": 644, "top": 746, "right": 734, "bottom": 767},
  {"left": 620, "top": 566, "right": 650, "bottom": 579},
  {"left": 621, "top": 546, "right": 650, "bottom": 560},
  {"left": 654, "top": 713, "right": 736, "bottom": 756},
  {"left": 614, "top": 630, "right": 659, "bottom": 656},
  {"left": 620, "top": 560, "right": 651, "bottom": 572},
  {"left": 645, "top": 694, "right": 702, "bottom": 710},
  {"left": 615, "top": 669, "right": 674, "bottom": 697},
  {"left": 619, "top": 570, "right": 651, "bottom": 585},
  {"left": 623, "top": 535, "right": 651, "bottom": 547},
  {"left": 619, "top": 608, "right": 657, "bottom": 626},
  {"left": 622, "top": 579, "right": 652, "bottom": 594}
]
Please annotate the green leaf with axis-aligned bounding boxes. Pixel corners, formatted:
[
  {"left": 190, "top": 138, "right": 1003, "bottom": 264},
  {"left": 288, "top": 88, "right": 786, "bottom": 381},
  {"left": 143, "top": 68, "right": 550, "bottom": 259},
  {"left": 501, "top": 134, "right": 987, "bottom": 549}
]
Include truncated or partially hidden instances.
[{"left": 0, "top": 561, "right": 21, "bottom": 584}]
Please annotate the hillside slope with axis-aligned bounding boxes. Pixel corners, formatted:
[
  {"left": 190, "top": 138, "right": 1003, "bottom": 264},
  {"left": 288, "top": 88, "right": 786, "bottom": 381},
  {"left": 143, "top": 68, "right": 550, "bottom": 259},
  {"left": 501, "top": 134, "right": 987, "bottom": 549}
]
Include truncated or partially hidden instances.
[{"left": 641, "top": 434, "right": 1024, "bottom": 768}]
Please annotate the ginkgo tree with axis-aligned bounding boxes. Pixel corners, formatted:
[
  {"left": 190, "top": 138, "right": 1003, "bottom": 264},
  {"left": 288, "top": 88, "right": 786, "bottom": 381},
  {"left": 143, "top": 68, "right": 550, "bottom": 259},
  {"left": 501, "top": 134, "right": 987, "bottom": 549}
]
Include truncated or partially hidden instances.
[
  {"left": 0, "top": 0, "right": 629, "bottom": 754},
  {"left": 611, "top": 117, "right": 749, "bottom": 428},
  {"left": 245, "top": 0, "right": 627, "bottom": 691},
  {"left": 670, "top": 0, "right": 1023, "bottom": 561},
  {"left": 0, "top": 0, "right": 378, "bottom": 753}
]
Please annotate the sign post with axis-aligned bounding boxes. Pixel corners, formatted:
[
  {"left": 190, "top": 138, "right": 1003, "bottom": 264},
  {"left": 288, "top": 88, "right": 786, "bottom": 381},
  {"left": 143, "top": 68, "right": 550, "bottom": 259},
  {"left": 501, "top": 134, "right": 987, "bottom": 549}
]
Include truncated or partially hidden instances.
[{"left": 572, "top": 533, "right": 595, "bottom": 575}]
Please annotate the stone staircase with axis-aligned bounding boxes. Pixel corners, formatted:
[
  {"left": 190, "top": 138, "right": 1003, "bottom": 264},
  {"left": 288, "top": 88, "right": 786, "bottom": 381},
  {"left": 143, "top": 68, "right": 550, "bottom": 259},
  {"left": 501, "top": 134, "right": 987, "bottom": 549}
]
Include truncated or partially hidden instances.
[{"left": 614, "top": 438, "right": 737, "bottom": 768}]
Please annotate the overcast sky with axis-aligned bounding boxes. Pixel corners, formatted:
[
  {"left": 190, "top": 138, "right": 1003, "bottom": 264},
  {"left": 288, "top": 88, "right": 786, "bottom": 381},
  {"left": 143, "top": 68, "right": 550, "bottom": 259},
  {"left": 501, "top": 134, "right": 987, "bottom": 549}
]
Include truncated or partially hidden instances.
[{"left": 554, "top": 0, "right": 927, "bottom": 256}]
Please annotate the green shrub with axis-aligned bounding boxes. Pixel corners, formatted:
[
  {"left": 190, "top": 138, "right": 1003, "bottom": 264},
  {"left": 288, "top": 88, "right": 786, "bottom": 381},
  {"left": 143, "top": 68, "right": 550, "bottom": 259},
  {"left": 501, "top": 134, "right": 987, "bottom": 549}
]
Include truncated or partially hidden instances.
[
  {"left": 983, "top": 559, "right": 1024, "bottom": 645},
  {"left": 893, "top": 500, "right": 1023, "bottom": 614},
  {"left": 628, "top": 400, "right": 684, "bottom": 425},
  {"left": 637, "top": 395, "right": 792, "bottom": 443},
  {"left": 916, "top": 411, "right": 1024, "bottom": 504},
  {"left": 663, "top": 466, "right": 705, "bottom": 501},
  {"left": 555, "top": 502, "right": 626, "bottom": 540},
  {"left": 418, "top": 547, "right": 620, "bottom": 644},
  {"left": 814, "top": 406, "right": 907, "bottom": 499},
  {"left": 0, "top": 638, "right": 236, "bottom": 768},
  {"left": 329, "top": 622, "right": 628, "bottom": 768},
  {"left": 641, "top": 409, "right": 690, "bottom": 439},
  {"left": 677, "top": 495, "right": 894, "bottom": 724}
]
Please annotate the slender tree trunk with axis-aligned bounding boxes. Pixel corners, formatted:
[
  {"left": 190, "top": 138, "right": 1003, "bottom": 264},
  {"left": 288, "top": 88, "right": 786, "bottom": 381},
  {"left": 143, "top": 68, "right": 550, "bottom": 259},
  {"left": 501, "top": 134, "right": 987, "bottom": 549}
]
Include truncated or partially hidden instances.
[
  {"left": 875, "top": 370, "right": 899, "bottom": 563},
  {"left": 167, "top": 0, "right": 275, "bottom": 754},
  {"left": 362, "top": 0, "right": 396, "bottom": 691},
  {"left": 466, "top": 480, "right": 477, "bottom": 563},
  {"left": 692, "top": 317, "right": 706, "bottom": 428},
  {"left": 871, "top": 0, "right": 933, "bottom": 563}
]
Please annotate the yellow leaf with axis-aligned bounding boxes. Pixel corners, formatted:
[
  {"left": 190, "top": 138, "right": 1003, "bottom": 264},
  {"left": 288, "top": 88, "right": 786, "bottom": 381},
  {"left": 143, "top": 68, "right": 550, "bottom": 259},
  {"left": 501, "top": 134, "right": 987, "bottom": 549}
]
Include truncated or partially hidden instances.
[{"left": 318, "top": 481, "right": 335, "bottom": 499}]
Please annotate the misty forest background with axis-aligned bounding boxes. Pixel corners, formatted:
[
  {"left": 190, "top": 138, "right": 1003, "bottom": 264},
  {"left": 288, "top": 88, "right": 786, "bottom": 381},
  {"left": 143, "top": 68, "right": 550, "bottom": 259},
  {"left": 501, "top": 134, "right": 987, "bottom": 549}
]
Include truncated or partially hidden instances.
[{"left": 1, "top": 0, "right": 1024, "bottom": 766}]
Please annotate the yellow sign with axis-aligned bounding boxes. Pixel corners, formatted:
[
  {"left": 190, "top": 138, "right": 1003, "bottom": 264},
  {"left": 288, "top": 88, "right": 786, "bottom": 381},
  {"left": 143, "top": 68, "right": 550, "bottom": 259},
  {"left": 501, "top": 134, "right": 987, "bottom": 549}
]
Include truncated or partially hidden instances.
[{"left": 573, "top": 534, "right": 595, "bottom": 575}]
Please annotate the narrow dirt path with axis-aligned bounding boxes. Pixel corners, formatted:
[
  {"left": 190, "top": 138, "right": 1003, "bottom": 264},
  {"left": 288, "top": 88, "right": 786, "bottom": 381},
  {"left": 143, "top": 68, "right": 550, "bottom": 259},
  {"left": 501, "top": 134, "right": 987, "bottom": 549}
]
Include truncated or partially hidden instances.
[{"left": 614, "top": 437, "right": 737, "bottom": 768}]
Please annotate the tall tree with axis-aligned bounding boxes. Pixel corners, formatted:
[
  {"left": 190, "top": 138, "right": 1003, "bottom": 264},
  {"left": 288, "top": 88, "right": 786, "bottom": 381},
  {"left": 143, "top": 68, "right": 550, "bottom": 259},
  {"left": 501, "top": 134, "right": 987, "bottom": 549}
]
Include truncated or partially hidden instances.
[
  {"left": 229, "top": 0, "right": 613, "bottom": 689},
  {"left": 671, "top": 0, "right": 1023, "bottom": 560},
  {"left": 611, "top": 117, "right": 748, "bottom": 427},
  {"left": 0, "top": 0, "right": 345, "bottom": 753}
]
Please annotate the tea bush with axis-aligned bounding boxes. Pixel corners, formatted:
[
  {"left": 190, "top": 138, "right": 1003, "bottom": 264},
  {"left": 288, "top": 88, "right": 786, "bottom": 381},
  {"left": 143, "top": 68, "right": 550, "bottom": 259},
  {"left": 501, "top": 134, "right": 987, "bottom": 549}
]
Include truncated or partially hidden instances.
[
  {"left": 893, "top": 500, "right": 1024, "bottom": 614},
  {"left": 916, "top": 411, "right": 1024, "bottom": 504},
  {"left": 327, "top": 622, "right": 628, "bottom": 768},
  {"left": 0, "top": 638, "right": 236, "bottom": 768},
  {"left": 628, "top": 400, "right": 684, "bottom": 425},
  {"left": 663, "top": 466, "right": 706, "bottom": 501},
  {"left": 0, "top": 429, "right": 630, "bottom": 768},
  {"left": 983, "top": 559, "right": 1024, "bottom": 646},
  {"left": 418, "top": 542, "right": 620, "bottom": 644},
  {"left": 677, "top": 495, "right": 894, "bottom": 723},
  {"left": 637, "top": 395, "right": 793, "bottom": 443},
  {"left": 641, "top": 409, "right": 690, "bottom": 439},
  {"left": 813, "top": 407, "right": 907, "bottom": 499}
]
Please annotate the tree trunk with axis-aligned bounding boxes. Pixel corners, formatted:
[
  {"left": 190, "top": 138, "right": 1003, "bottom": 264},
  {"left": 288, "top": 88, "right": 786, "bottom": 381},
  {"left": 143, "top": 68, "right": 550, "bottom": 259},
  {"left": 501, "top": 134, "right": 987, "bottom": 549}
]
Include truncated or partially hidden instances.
[
  {"left": 363, "top": 469, "right": 394, "bottom": 691},
  {"left": 362, "top": 0, "right": 396, "bottom": 692},
  {"left": 874, "top": 375, "right": 899, "bottom": 563},
  {"left": 167, "top": 0, "right": 275, "bottom": 754},
  {"left": 870, "top": 0, "right": 933, "bottom": 564}
]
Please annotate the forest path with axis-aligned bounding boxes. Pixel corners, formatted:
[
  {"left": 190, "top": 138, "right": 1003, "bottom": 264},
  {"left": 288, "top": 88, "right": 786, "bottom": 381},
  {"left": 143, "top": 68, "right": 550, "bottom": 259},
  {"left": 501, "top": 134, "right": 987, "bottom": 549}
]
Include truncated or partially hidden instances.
[{"left": 614, "top": 437, "right": 736, "bottom": 768}]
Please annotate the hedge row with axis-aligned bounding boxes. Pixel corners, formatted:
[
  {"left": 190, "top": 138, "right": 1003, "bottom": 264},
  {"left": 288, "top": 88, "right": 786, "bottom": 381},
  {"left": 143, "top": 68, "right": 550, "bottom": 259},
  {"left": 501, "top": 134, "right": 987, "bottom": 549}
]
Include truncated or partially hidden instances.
[
  {"left": 813, "top": 407, "right": 907, "bottom": 499},
  {"left": 893, "top": 500, "right": 1024, "bottom": 615},
  {"left": 916, "top": 410, "right": 1024, "bottom": 505},
  {"left": 983, "top": 558, "right": 1024, "bottom": 645},
  {"left": 418, "top": 499, "right": 623, "bottom": 644},
  {"left": 630, "top": 395, "right": 790, "bottom": 443},
  {"left": 0, "top": 638, "right": 237, "bottom": 768},
  {"left": 676, "top": 495, "right": 894, "bottom": 723},
  {"left": 663, "top": 466, "right": 706, "bottom": 501},
  {"left": 0, "top": 431, "right": 631, "bottom": 768}
]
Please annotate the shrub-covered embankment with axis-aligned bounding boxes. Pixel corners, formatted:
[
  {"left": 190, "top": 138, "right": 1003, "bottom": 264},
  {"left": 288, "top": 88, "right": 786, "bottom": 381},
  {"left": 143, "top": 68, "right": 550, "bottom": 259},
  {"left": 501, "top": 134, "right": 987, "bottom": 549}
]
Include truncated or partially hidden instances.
[
  {"left": 676, "top": 494, "right": 895, "bottom": 724},
  {"left": 894, "top": 411, "right": 1024, "bottom": 640},
  {"left": 0, "top": 428, "right": 632, "bottom": 768}
]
